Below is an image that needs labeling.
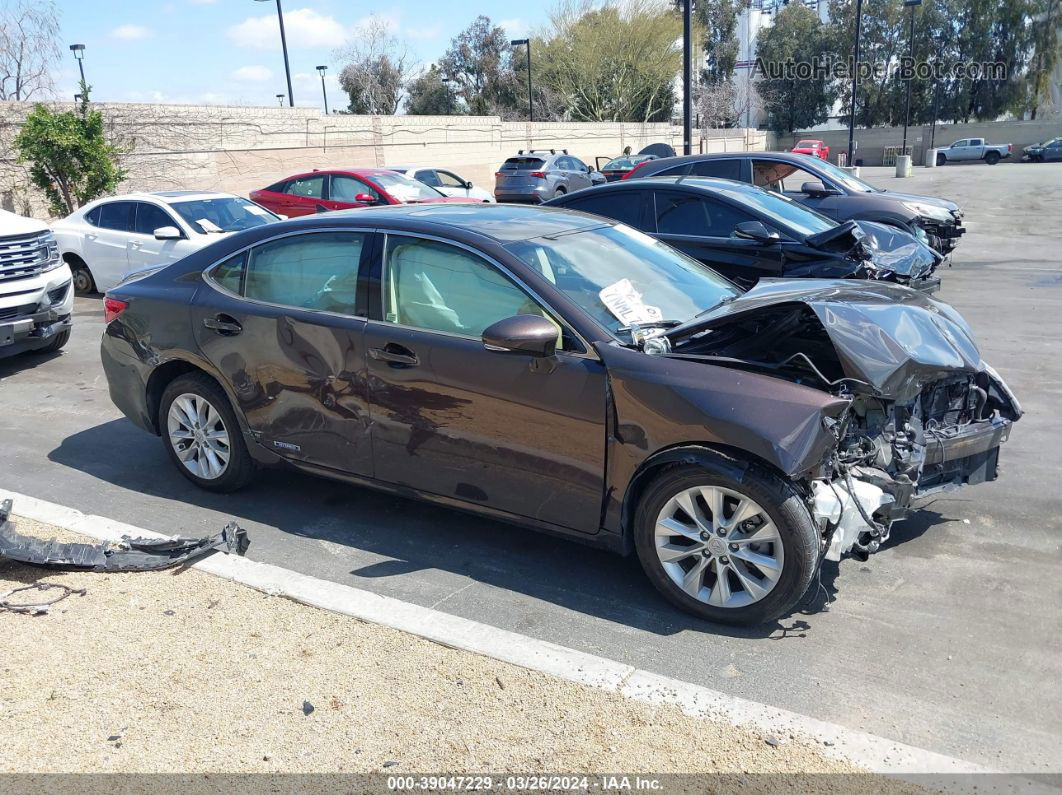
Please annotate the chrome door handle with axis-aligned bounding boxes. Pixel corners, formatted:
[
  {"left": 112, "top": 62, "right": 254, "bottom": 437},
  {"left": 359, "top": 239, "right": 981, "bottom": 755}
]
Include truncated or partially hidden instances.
[
  {"left": 202, "top": 314, "right": 242, "bottom": 336},
  {"left": 369, "top": 345, "right": 419, "bottom": 367}
]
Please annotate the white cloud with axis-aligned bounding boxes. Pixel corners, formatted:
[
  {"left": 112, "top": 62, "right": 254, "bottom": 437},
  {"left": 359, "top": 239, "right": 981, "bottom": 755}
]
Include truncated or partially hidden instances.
[
  {"left": 499, "top": 18, "right": 528, "bottom": 39},
  {"left": 227, "top": 7, "right": 348, "bottom": 49},
  {"left": 406, "top": 24, "right": 442, "bottom": 42},
  {"left": 110, "top": 24, "right": 154, "bottom": 41},
  {"left": 232, "top": 65, "right": 273, "bottom": 82}
]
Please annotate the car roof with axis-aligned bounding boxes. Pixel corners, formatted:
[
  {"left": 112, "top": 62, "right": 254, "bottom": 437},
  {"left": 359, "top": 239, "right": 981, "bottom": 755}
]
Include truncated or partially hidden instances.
[
  {"left": 562, "top": 175, "right": 775, "bottom": 203},
  {"left": 92, "top": 191, "right": 239, "bottom": 205},
  {"left": 318, "top": 202, "right": 604, "bottom": 242}
]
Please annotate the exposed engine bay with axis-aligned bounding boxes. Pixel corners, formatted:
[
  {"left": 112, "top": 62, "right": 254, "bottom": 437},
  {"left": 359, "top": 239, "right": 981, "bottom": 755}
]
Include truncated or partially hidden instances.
[{"left": 655, "top": 280, "right": 1022, "bottom": 563}]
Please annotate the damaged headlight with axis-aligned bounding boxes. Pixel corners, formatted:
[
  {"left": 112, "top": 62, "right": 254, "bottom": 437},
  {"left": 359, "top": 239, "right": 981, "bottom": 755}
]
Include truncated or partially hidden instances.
[{"left": 902, "top": 201, "right": 954, "bottom": 224}]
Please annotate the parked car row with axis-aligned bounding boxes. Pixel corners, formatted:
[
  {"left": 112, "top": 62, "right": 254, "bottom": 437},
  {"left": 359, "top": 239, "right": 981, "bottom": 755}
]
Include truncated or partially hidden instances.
[{"left": 2, "top": 145, "right": 1022, "bottom": 627}]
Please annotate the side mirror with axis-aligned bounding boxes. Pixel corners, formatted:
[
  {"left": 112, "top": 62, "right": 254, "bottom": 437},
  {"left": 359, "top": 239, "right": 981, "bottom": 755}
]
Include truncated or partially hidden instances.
[
  {"left": 733, "top": 221, "right": 780, "bottom": 244},
  {"left": 482, "top": 315, "right": 557, "bottom": 358},
  {"left": 800, "top": 181, "right": 840, "bottom": 198},
  {"left": 354, "top": 193, "right": 378, "bottom": 204},
  {"left": 465, "top": 180, "right": 474, "bottom": 189},
  {"left": 153, "top": 226, "right": 181, "bottom": 240}
]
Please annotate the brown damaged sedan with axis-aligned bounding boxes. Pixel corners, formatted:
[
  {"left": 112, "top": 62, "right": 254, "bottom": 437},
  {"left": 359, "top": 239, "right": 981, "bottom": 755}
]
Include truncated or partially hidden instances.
[{"left": 100, "top": 204, "right": 1022, "bottom": 625}]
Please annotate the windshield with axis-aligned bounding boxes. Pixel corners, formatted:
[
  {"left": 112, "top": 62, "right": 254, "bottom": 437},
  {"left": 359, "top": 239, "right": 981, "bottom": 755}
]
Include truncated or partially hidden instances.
[
  {"left": 808, "top": 156, "right": 881, "bottom": 193},
  {"left": 171, "top": 197, "right": 279, "bottom": 234},
  {"left": 796, "top": 141, "right": 820, "bottom": 148},
  {"left": 722, "top": 184, "right": 836, "bottom": 238},
  {"left": 504, "top": 223, "right": 739, "bottom": 340},
  {"left": 602, "top": 155, "right": 652, "bottom": 171},
  {"left": 365, "top": 172, "right": 445, "bottom": 201}
]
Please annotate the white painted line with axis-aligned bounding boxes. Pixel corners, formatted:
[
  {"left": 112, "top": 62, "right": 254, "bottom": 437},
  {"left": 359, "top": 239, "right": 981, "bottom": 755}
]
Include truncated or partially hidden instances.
[{"left": 0, "top": 488, "right": 1004, "bottom": 776}]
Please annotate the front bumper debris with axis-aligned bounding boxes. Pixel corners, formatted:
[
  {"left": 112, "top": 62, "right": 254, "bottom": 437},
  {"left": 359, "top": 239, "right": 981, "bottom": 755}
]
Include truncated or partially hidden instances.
[{"left": 0, "top": 499, "right": 249, "bottom": 571}]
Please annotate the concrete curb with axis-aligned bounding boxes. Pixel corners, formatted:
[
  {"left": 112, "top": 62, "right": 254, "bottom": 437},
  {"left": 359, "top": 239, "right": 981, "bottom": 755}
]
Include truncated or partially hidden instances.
[{"left": 1, "top": 488, "right": 996, "bottom": 776}]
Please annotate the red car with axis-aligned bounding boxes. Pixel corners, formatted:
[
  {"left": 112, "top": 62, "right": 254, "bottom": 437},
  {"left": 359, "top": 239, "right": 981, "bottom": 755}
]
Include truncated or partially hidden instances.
[
  {"left": 790, "top": 139, "right": 830, "bottom": 161},
  {"left": 249, "top": 168, "right": 471, "bottom": 217}
]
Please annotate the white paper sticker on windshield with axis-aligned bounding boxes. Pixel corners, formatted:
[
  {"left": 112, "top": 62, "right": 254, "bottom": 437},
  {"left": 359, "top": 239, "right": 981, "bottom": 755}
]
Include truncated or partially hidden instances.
[
  {"left": 246, "top": 205, "right": 272, "bottom": 216},
  {"left": 599, "top": 278, "right": 663, "bottom": 326},
  {"left": 197, "top": 218, "right": 223, "bottom": 233}
]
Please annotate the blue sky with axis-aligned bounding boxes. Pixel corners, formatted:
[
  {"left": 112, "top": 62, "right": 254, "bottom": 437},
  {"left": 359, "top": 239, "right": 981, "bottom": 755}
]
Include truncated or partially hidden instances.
[{"left": 53, "top": 0, "right": 549, "bottom": 108}]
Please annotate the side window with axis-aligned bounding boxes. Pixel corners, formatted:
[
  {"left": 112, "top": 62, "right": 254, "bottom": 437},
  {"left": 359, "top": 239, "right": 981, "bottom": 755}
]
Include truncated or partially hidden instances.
[
  {"left": 382, "top": 235, "right": 563, "bottom": 342},
  {"left": 435, "top": 171, "right": 466, "bottom": 188},
  {"left": 951, "top": 140, "right": 968, "bottom": 149},
  {"left": 689, "top": 159, "right": 741, "bottom": 180},
  {"left": 570, "top": 157, "right": 588, "bottom": 172},
  {"left": 654, "top": 191, "right": 755, "bottom": 237},
  {"left": 556, "top": 156, "right": 574, "bottom": 170},
  {"left": 285, "top": 175, "right": 326, "bottom": 199},
  {"left": 331, "top": 175, "right": 378, "bottom": 203},
  {"left": 752, "top": 160, "right": 819, "bottom": 192},
  {"left": 97, "top": 201, "right": 134, "bottom": 232},
  {"left": 243, "top": 232, "right": 365, "bottom": 314},
  {"left": 211, "top": 251, "right": 246, "bottom": 295},
  {"left": 266, "top": 180, "right": 288, "bottom": 193},
  {"left": 564, "top": 192, "right": 645, "bottom": 229},
  {"left": 658, "top": 163, "right": 692, "bottom": 177},
  {"left": 85, "top": 206, "right": 102, "bottom": 226},
  {"left": 134, "top": 203, "right": 178, "bottom": 236},
  {"left": 415, "top": 170, "right": 442, "bottom": 187}
]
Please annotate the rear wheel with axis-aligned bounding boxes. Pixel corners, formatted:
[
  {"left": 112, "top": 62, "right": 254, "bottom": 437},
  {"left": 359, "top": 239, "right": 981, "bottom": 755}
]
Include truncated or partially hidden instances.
[
  {"left": 634, "top": 462, "right": 819, "bottom": 625},
  {"left": 553, "top": 186, "right": 567, "bottom": 199},
  {"left": 71, "top": 262, "right": 96, "bottom": 295},
  {"left": 159, "top": 373, "right": 254, "bottom": 492},
  {"left": 985, "top": 151, "right": 1000, "bottom": 165}
]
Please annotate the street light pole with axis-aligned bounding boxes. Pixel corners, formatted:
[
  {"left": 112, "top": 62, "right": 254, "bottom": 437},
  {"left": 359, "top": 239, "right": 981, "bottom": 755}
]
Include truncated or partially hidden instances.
[
  {"left": 682, "top": 0, "right": 692, "bottom": 155},
  {"left": 846, "top": 0, "right": 863, "bottom": 165},
  {"left": 69, "top": 44, "right": 86, "bottom": 87},
  {"left": 255, "top": 0, "right": 294, "bottom": 107},
  {"left": 510, "top": 39, "right": 533, "bottom": 121},
  {"left": 901, "top": 0, "right": 922, "bottom": 154},
  {"left": 316, "top": 65, "right": 329, "bottom": 114}
]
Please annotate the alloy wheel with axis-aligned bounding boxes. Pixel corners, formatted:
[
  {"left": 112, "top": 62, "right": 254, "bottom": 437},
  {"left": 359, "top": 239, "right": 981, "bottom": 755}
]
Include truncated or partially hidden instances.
[
  {"left": 166, "top": 393, "right": 231, "bottom": 480},
  {"left": 73, "top": 268, "right": 93, "bottom": 293},
  {"left": 653, "top": 485, "right": 784, "bottom": 609}
]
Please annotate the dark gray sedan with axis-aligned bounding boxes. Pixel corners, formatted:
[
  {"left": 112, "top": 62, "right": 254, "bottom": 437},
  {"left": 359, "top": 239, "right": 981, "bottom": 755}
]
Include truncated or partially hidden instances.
[{"left": 99, "top": 204, "right": 1019, "bottom": 625}]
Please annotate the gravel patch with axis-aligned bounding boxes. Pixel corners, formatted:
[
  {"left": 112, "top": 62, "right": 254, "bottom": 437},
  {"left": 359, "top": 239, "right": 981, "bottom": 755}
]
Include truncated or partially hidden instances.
[{"left": 0, "top": 515, "right": 917, "bottom": 788}]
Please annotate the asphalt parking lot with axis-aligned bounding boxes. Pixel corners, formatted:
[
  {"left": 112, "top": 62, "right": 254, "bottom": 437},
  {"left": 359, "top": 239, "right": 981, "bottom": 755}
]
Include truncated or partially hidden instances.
[{"left": 2, "top": 162, "right": 1059, "bottom": 772}]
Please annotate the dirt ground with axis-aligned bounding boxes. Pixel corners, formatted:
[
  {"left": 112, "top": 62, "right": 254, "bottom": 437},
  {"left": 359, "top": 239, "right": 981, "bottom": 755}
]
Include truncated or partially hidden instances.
[{"left": 0, "top": 515, "right": 918, "bottom": 792}]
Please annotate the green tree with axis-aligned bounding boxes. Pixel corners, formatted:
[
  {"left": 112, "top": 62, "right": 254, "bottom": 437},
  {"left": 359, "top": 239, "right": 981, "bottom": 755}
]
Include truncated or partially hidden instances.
[
  {"left": 440, "top": 16, "right": 519, "bottom": 116},
  {"left": 694, "top": 0, "right": 744, "bottom": 85},
  {"left": 1022, "top": 0, "right": 1060, "bottom": 119},
  {"left": 405, "top": 65, "right": 461, "bottom": 115},
  {"left": 537, "top": 0, "right": 681, "bottom": 123},
  {"left": 13, "top": 84, "right": 125, "bottom": 217},
  {"left": 335, "top": 18, "right": 413, "bottom": 115},
  {"left": 755, "top": 4, "right": 837, "bottom": 133}
]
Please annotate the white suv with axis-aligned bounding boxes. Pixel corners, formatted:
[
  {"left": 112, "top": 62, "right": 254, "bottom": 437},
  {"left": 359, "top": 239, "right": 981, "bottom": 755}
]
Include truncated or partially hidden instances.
[
  {"left": 0, "top": 208, "right": 73, "bottom": 358},
  {"left": 53, "top": 191, "right": 281, "bottom": 294}
]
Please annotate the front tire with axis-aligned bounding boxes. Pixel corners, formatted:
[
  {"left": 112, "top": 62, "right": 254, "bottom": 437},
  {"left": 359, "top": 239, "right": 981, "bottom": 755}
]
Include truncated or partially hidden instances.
[
  {"left": 36, "top": 329, "right": 70, "bottom": 353},
  {"left": 633, "top": 461, "right": 819, "bottom": 625},
  {"left": 159, "top": 373, "right": 255, "bottom": 492},
  {"left": 936, "top": 152, "right": 946, "bottom": 166}
]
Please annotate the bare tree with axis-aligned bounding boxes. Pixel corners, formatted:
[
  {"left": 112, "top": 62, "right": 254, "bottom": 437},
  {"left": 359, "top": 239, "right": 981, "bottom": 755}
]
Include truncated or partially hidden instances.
[
  {"left": 696, "top": 81, "right": 736, "bottom": 129},
  {"left": 0, "top": 0, "right": 60, "bottom": 101},
  {"left": 334, "top": 17, "right": 416, "bottom": 115}
]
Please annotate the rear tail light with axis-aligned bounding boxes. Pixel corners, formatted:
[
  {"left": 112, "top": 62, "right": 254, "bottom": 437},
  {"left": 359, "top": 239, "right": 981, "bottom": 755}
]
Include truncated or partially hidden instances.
[
  {"left": 104, "top": 297, "right": 128, "bottom": 324},
  {"left": 530, "top": 171, "right": 546, "bottom": 179},
  {"left": 622, "top": 161, "right": 651, "bottom": 180},
  {"left": 1008, "top": 144, "right": 1013, "bottom": 153},
  {"left": 495, "top": 172, "right": 505, "bottom": 177}
]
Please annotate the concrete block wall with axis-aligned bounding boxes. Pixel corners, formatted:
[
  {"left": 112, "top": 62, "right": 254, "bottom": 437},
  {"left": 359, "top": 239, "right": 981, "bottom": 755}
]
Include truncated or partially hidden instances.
[
  {"left": 770, "top": 119, "right": 1061, "bottom": 166},
  {"left": 0, "top": 102, "right": 767, "bottom": 218}
]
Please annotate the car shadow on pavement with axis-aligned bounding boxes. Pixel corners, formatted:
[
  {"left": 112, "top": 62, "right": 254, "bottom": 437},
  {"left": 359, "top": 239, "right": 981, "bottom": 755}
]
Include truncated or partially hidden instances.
[
  {"left": 46, "top": 418, "right": 948, "bottom": 641},
  {"left": 0, "top": 348, "right": 66, "bottom": 378}
]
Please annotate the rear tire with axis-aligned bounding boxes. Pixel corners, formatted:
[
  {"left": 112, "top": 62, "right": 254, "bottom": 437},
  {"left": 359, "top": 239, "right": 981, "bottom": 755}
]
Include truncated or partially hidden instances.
[
  {"left": 633, "top": 461, "right": 819, "bottom": 625},
  {"left": 985, "top": 151, "right": 1000, "bottom": 165},
  {"left": 553, "top": 187, "right": 567, "bottom": 199},
  {"left": 159, "top": 373, "right": 255, "bottom": 493},
  {"left": 71, "top": 262, "right": 96, "bottom": 295}
]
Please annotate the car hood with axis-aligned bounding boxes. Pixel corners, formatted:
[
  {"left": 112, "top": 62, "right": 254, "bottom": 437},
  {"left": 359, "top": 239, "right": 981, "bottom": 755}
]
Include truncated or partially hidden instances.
[
  {"left": 856, "top": 220, "right": 940, "bottom": 277},
  {"left": 1, "top": 208, "right": 50, "bottom": 236},
  {"left": 874, "top": 189, "right": 959, "bottom": 214},
  {"left": 665, "top": 278, "right": 983, "bottom": 400}
]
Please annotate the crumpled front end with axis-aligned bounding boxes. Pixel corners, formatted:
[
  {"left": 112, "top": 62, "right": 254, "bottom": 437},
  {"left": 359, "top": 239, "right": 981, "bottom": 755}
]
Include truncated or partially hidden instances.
[
  {"left": 855, "top": 221, "right": 942, "bottom": 293},
  {"left": 663, "top": 279, "right": 1021, "bottom": 562}
]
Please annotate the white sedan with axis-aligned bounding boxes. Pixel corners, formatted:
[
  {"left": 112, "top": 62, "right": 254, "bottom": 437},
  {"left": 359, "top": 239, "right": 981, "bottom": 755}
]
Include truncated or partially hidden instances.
[
  {"left": 52, "top": 191, "right": 281, "bottom": 294},
  {"left": 384, "top": 166, "right": 495, "bottom": 202}
]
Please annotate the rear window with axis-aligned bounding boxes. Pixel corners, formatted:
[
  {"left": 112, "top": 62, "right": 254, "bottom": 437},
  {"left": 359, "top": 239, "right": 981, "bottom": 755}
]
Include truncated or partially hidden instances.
[
  {"left": 796, "top": 141, "right": 819, "bottom": 148},
  {"left": 501, "top": 158, "right": 546, "bottom": 171}
]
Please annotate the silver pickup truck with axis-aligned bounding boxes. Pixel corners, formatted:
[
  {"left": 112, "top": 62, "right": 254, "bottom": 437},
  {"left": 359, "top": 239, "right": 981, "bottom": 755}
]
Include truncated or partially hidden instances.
[{"left": 935, "top": 138, "right": 1012, "bottom": 165}]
